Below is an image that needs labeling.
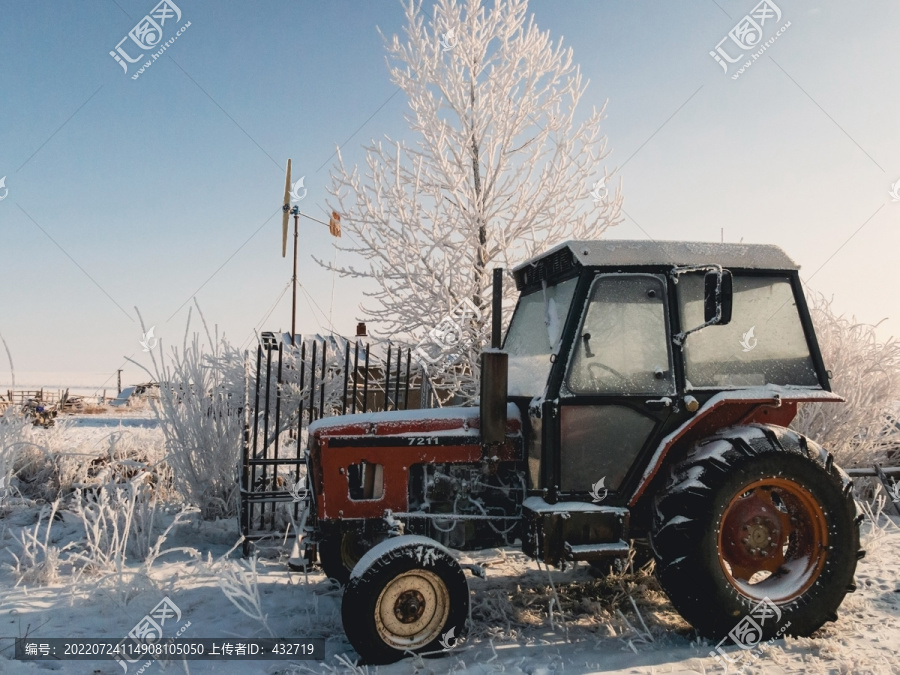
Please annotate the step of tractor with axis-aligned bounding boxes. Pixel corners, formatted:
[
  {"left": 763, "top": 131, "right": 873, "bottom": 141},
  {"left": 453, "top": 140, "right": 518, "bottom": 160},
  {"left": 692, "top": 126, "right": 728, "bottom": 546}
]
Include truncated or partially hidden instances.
[
  {"left": 522, "top": 497, "right": 631, "bottom": 568},
  {"left": 564, "top": 540, "right": 631, "bottom": 561}
]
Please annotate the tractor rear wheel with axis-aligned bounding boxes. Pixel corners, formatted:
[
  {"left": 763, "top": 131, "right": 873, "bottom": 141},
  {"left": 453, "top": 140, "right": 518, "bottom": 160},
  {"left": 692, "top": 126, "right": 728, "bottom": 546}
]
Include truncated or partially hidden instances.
[
  {"left": 650, "top": 425, "right": 861, "bottom": 640},
  {"left": 318, "top": 531, "right": 383, "bottom": 585},
  {"left": 341, "top": 535, "right": 469, "bottom": 664}
]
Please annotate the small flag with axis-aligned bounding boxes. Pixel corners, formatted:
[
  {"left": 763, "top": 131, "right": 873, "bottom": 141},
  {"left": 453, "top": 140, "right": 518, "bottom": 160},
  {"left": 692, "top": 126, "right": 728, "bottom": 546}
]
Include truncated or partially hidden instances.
[{"left": 328, "top": 211, "right": 342, "bottom": 238}]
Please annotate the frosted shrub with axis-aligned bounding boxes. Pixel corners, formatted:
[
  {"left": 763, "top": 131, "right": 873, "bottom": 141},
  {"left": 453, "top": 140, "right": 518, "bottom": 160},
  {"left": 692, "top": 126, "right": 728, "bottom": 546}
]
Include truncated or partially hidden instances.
[
  {"left": 214, "top": 554, "right": 274, "bottom": 637},
  {"left": 212, "top": 335, "right": 345, "bottom": 458},
  {"left": 9, "top": 425, "right": 171, "bottom": 504},
  {"left": 68, "top": 478, "right": 199, "bottom": 576},
  {"left": 9, "top": 500, "right": 75, "bottom": 585},
  {"left": 69, "top": 483, "right": 142, "bottom": 573},
  {"left": 139, "top": 304, "right": 245, "bottom": 519},
  {"left": 142, "top": 302, "right": 356, "bottom": 519},
  {"left": 12, "top": 442, "right": 60, "bottom": 503},
  {"left": 71, "top": 429, "right": 173, "bottom": 495},
  {"left": 792, "top": 292, "right": 900, "bottom": 467},
  {"left": 0, "top": 406, "right": 31, "bottom": 504}
]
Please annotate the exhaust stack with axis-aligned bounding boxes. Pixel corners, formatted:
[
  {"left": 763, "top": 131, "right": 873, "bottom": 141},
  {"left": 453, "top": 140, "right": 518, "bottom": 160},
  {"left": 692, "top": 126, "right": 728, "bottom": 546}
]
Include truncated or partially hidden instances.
[{"left": 480, "top": 268, "right": 508, "bottom": 444}]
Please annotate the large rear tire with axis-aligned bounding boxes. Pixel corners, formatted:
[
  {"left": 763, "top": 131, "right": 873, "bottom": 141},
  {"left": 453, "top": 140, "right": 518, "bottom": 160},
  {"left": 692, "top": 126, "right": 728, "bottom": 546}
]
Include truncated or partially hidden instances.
[
  {"left": 341, "top": 535, "right": 469, "bottom": 665},
  {"left": 650, "top": 424, "right": 861, "bottom": 640}
]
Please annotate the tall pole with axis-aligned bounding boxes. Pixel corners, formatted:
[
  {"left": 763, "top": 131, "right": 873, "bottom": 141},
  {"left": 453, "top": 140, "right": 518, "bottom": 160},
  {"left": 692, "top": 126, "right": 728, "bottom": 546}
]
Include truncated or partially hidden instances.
[{"left": 291, "top": 212, "right": 299, "bottom": 343}]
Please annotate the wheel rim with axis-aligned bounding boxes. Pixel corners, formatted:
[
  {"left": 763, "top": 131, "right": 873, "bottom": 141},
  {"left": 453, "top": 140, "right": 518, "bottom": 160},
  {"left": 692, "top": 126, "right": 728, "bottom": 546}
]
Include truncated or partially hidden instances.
[
  {"left": 374, "top": 569, "right": 449, "bottom": 650},
  {"left": 718, "top": 477, "right": 828, "bottom": 602}
]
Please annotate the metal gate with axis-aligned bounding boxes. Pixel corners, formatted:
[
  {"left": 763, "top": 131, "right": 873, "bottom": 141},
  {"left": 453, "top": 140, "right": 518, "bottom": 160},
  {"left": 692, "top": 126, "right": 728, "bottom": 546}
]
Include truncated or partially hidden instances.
[{"left": 239, "top": 331, "right": 432, "bottom": 553}]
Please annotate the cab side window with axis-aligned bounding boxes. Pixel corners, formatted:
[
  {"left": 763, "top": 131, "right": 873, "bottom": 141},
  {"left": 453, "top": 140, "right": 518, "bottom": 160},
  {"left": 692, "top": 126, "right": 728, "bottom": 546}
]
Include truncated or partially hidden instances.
[{"left": 677, "top": 274, "right": 818, "bottom": 388}]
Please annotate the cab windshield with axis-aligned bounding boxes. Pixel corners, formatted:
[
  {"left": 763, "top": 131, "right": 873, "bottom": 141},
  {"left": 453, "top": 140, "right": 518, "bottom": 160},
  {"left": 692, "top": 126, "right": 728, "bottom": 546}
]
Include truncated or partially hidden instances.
[{"left": 503, "top": 277, "right": 579, "bottom": 397}]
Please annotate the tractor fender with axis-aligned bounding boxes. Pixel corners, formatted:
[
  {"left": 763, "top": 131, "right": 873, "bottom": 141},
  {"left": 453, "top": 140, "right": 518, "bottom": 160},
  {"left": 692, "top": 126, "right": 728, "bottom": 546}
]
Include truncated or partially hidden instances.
[{"left": 629, "top": 386, "right": 843, "bottom": 508}]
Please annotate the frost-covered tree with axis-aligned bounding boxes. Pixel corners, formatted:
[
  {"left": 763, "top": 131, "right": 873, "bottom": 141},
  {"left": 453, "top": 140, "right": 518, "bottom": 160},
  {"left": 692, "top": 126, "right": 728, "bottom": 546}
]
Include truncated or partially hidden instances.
[
  {"left": 792, "top": 292, "right": 900, "bottom": 467},
  {"left": 323, "top": 0, "right": 623, "bottom": 402}
]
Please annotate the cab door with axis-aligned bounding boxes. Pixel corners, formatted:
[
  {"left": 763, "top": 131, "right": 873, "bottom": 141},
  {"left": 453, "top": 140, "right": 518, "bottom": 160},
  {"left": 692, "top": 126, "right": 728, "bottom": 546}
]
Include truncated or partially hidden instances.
[{"left": 557, "top": 274, "right": 676, "bottom": 499}]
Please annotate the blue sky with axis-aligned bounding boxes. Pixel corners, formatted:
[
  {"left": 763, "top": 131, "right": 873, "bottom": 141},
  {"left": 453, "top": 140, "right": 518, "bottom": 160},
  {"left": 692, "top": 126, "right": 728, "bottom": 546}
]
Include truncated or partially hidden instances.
[{"left": 1, "top": 0, "right": 898, "bottom": 394}]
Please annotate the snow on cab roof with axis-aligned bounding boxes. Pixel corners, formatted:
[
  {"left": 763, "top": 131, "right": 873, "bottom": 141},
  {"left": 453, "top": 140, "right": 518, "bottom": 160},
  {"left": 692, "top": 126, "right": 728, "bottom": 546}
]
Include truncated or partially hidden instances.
[{"left": 514, "top": 239, "right": 799, "bottom": 272}]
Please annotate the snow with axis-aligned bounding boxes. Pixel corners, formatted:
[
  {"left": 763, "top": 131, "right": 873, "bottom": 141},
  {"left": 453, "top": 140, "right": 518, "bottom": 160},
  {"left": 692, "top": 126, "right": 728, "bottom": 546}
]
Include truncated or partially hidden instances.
[
  {"left": 668, "top": 465, "right": 707, "bottom": 493},
  {"left": 661, "top": 515, "right": 692, "bottom": 529},
  {"left": 349, "top": 535, "right": 452, "bottom": 580},
  {"left": 544, "top": 294, "right": 562, "bottom": 348},
  {"left": 566, "top": 541, "right": 629, "bottom": 554},
  {"left": 2, "top": 419, "right": 899, "bottom": 675},
  {"left": 507, "top": 355, "right": 550, "bottom": 397},
  {"left": 3, "top": 511, "right": 897, "bottom": 673},
  {"left": 688, "top": 438, "right": 733, "bottom": 464},
  {"left": 513, "top": 240, "right": 800, "bottom": 273},
  {"left": 109, "top": 387, "right": 137, "bottom": 407},
  {"left": 523, "top": 496, "right": 629, "bottom": 516},
  {"left": 307, "top": 403, "right": 522, "bottom": 435}
]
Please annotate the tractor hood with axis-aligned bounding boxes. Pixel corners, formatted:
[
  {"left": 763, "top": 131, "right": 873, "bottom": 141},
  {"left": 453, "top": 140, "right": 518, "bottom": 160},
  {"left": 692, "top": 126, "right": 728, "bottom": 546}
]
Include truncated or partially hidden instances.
[{"left": 307, "top": 403, "right": 522, "bottom": 440}]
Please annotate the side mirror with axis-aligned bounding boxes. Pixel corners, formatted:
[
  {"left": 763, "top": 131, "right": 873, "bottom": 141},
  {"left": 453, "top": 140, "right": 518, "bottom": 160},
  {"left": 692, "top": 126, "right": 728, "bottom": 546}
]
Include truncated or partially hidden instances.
[{"left": 704, "top": 269, "right": 733, "bottom": 325}]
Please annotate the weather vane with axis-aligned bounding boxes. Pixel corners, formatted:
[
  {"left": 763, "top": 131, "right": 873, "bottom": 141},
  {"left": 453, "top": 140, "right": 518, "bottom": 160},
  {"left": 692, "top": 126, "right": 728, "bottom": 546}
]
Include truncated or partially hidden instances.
[{"left": 280, "top": 159, "right": 342, "bottom": 344}]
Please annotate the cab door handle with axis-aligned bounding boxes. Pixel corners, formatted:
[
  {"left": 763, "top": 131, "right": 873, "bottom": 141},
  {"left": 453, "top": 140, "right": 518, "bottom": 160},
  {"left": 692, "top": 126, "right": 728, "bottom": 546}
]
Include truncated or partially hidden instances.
[{"left": 645, "top": 397, "right": 672, "bottom": 410}]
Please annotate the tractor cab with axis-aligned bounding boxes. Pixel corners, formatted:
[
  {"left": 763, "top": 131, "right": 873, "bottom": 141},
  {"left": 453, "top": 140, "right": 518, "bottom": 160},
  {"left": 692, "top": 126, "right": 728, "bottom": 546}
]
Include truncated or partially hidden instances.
[{"left": 502, "top": 240, "right": 837, "bottom": 563}]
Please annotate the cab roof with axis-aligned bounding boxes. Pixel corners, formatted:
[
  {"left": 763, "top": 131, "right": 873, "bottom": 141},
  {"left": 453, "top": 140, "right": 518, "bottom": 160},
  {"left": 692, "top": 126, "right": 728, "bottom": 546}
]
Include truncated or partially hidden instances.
[{"left": 512, "top": 239, "right": 799, "bottom": 290}]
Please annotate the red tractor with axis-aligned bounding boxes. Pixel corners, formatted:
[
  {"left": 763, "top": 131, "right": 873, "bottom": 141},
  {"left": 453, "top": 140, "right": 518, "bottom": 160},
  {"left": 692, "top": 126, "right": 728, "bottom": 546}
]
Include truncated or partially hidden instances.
[{"left": 296, "top": 240, "right": 861, "bottom": 664}]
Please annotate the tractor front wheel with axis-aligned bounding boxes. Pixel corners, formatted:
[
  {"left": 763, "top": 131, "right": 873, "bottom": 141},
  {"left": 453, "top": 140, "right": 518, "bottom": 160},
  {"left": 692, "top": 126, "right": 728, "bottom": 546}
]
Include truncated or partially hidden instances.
[
  {"left": 650, "top": 425, "right": 861, "bottom": 640},
  {"left": 341, "top": 535, "right": 469, "bottom": 665}
]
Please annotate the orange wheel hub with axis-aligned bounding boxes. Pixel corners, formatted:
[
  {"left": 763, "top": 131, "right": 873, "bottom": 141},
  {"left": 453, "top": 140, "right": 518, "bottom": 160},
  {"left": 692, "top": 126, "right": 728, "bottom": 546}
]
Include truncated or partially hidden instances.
[{"left": 717, "top": 477, "right": 828, "bottom": 602}]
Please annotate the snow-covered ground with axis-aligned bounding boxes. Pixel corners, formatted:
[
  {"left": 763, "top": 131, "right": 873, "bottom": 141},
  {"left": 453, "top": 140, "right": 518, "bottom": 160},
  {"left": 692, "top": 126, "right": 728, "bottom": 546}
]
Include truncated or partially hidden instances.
[{"left": 1, "top": 421, "right": 898, "bottom": 674}]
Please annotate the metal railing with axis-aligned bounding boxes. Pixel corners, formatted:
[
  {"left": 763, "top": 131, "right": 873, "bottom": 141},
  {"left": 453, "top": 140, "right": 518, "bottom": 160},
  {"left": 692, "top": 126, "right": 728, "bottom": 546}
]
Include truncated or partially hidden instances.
[
  {"left": 845, "top": 464, "right": 900, "bottom": 516},
  {"left": 239, "top": 332, "right": 426, "bottom": 552}
]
